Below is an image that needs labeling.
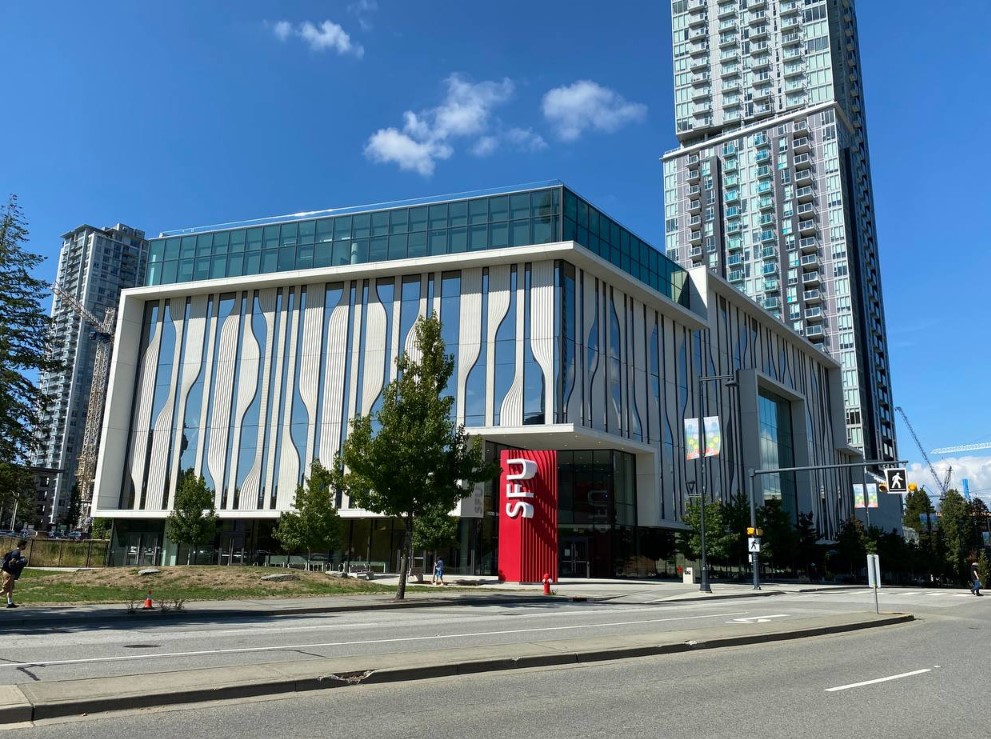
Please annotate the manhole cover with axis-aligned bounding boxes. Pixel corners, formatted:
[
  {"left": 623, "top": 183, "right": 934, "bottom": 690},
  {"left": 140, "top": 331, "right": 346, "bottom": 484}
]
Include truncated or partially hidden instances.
[{"left": 122, "top": 644, "right": 161, "bottom": 649}]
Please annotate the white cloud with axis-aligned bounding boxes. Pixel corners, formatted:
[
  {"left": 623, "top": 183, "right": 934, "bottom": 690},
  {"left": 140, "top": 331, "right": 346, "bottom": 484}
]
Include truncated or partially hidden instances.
[
  {"left": 364, "top": 129, "right": 451, "bottom": 176},
  {"left": 364, "top": 74, "right": 516, "bottom": 176},
  {"left": 908, "top": 455, "right": 991, "bottom": 501},
  {"left": 471, "top": 128, "right": 547, "bottom": 158},
  {"left": 348, "top": 0, "right": 378, "bottom": 30},
  {"left": 272, "top": 20, "right": 292, "bottom": 41},
  {"left": 541, "top": 80, "right": 647, "bottom": 141},
  {"left": 269, "top": 19, "right": 364, "bottom": 58}
]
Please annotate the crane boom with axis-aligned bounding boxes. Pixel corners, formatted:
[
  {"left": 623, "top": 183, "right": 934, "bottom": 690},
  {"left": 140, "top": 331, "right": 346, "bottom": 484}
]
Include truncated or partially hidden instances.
[
  {"left": 931, "top": 441, "right": 991, "bottom": 455},
  {"left": 50, "top": 283, "right": 117, "bottom": 529},
  {"left": 895, "top": 406, "right": 947, "bottom": 496}
]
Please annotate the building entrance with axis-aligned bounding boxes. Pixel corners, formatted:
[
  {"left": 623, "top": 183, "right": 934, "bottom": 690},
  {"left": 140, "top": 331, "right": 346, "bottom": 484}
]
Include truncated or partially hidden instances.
[{"left": 559, "top": 537, "right": 590, "bottom": 578}]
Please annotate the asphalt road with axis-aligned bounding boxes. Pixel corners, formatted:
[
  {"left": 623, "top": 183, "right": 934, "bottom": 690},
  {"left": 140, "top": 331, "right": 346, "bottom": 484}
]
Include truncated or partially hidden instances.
[
  {"left": 0, "top": 588, "right": 979, "bottom": 684},
  {"left": 11, "top": 594, "right": 987, "bottom": 738}
]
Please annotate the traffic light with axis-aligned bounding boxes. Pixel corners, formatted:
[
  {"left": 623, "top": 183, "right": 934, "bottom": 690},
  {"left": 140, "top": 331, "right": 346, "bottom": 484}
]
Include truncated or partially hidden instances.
[
  {"left": 879, "top": 483, "right": 887, "bottom": 492},
  {"left": 746, "top": 527, "right": 764, "bottom": 536},
  {"left": 908, "top": 483, "right": 918, "bottom": 492}
]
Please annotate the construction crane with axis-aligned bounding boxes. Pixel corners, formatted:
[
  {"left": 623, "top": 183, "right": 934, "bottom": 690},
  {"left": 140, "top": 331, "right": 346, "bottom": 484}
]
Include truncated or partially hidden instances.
[
  {"left": 931, "top": 441, "right": 991, "bottom": 455},
  {"left": 50, "top": 283, "right": 117, "bottom": 530},
  {"left": 895, "top": 406, "right": 949, "bottom": 497}
]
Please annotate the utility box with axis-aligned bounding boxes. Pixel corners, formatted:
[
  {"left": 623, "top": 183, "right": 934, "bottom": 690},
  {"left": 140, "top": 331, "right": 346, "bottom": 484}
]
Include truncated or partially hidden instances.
[{"left": 682, "top": 567, "right": 698, "bottom": 584}]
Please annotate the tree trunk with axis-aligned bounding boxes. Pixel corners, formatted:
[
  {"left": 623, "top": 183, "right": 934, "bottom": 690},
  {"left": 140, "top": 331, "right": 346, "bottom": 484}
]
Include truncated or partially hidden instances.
[{"left": 396, "top": 520, "right": 412, "bottom": 600}]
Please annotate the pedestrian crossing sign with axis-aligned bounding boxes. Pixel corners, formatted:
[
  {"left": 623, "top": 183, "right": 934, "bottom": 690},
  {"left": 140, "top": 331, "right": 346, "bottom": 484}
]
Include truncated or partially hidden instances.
[
  {"left": 748, "top": 537, "right": 761, "bottom": 553},
  {"left": 884, "top": 468, "right": 908, "bottom": 494}
]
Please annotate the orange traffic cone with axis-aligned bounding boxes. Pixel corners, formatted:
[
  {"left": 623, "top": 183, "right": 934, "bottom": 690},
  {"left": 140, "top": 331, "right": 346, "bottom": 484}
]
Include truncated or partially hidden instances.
[{"left": 143, "top": 591, "right": 154, "bottom": 610}]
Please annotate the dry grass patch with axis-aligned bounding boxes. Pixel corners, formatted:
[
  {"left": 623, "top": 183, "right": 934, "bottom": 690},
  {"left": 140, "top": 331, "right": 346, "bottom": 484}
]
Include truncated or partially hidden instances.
[{"left": 16, "top": 566, "right": 393, "bottom": 605}]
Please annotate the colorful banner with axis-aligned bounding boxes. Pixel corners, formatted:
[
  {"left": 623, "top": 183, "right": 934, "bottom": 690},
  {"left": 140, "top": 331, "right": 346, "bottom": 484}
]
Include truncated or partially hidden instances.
[
  {"left": 685, "top": 418, "right": 701, "bottom": 460},
  {"left": 703, "top": 416, "right": 722, "bottom": 457},
  {"left": 866, "top": 484, "right": 879, "bottom": 509},
  {"left": 853, "top": 484, "right": 865, "bottom": 509}
]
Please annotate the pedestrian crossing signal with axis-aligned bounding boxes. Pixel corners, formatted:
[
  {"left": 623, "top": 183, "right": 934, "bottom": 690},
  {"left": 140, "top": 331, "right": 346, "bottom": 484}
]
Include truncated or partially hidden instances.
[{"left": 745, "top": 527, "right": 763, "bottom": 536}]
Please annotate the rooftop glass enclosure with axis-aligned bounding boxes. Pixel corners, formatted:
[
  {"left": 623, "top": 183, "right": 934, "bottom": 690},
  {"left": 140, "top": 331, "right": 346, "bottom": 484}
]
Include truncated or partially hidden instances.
[{"left": 146, "top": 182, "right": 689, "bottom": 306}]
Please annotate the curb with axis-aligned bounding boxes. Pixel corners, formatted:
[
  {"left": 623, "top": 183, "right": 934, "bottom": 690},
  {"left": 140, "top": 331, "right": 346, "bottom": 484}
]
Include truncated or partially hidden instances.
[{"left": 2, "top": 613, "right": 914, "bottom": 723}]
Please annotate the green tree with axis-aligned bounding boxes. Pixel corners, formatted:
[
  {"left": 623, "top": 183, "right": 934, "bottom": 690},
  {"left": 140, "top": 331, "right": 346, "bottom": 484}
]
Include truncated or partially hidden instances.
[
  {"left": 722, "top": 492, "right": 752, "bottom": 569},
  {"left": 678, "top": 499, "right": 736, "bottom": 567},
  {"left": 0, "top": 196, "right": 56, "bottom": 519},
  {"left": 90, "top": 518, "right": 112, "bottom": 540},
  {"left": 165, "top": 470, "right": 218, "bottom": 564},
  {"left": 758, "top": 499, "right": 798, "bottom": 573},
  {"left": 978, "top": 550, "right": 990, "bottom": 593},
  {"left": 835, "top": 517, "right": 867, "bottom": 575},
  {"left": 338, "top": 315, "right": 499, "bottom": 600},
  {"left": 0, "top": 461, "right": 35, "bottom": 529},
  {"left": 413, "top": 503, "right": 459, "bottom": 579},
  {"left": 796, "top": 511, "right": 819, "bottom": 578},
  {"left": 939, "top": 490, "right": 978, "bottom": 584},
  {"left": 67, "top": 482, "right": 82, "bottom": 531},
  {"left": 273, "top": 460, "right": 342, "bottom": 558}
]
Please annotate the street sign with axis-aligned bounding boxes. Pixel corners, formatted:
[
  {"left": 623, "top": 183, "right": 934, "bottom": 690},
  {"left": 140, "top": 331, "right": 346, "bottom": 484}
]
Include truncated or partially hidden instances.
[
  {"left": 748, "top": 537, "right": 761, "bottom": 553},
  {"left": 884, "top": 467, "right": 908, "bottom": 493}
]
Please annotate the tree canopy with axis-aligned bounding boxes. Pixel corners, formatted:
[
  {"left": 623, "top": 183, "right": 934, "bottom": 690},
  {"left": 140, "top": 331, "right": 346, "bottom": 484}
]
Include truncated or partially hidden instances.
[
  {"left": 0, "top": 195, "right": 56, "bottom": 524},
  {"left": 165, "top": 470, "right": 218, "bottom": 564},
  {"left": 273, "top": 460, "right": 342, "bottom": 557},
  {"left": 338, "top": 314, "right": 499, "bottom": 599}
]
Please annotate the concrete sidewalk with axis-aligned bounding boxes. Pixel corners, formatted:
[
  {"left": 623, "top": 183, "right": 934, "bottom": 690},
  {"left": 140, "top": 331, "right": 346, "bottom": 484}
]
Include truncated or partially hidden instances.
[
  {"left": 0, "top": 609, "right": 913, "bottom": 723},
  {"left": 2, "top": 577, "right": 853, "bottom": 628}
]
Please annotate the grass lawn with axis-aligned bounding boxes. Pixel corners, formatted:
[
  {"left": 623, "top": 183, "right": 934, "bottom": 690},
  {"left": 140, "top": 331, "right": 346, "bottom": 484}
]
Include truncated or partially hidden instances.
[{"left": 12, "top": 566, "right": 395, "bottom": 605}]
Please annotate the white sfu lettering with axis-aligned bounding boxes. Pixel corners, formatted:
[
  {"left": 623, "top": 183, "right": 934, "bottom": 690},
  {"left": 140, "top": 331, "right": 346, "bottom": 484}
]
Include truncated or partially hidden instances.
[{"left": 505, "top": 458, "right": 538, "bottom": 519}]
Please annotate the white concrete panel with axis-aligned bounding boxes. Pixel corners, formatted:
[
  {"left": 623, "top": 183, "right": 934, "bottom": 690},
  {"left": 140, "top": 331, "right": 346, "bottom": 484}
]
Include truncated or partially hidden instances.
[
  {"left": 299, "top": 284, "right": 325, "bottom": 467},
  {"left": 168, "top": 295, "right": 208, "bottom": 505},
  {"left": 240, "top": 289, "right": 277, "bottom": 511},
  {"left": 318, "top": 298, "right": 349, "bottom": 462},
  {"left": 632, "top": 299, "right": 647, "bottom": 442},
  {"left": 485, "top": 265, "right": 511, "bottom": 426},
  {"left": 499, "top": 266, "right": 524, "bottom": 426},
  {"left": 194, "top": 298, "right": 218, "bottom": 477},
  {"left": 361, "top": 289, "right": 387, "bottom": 416},
  {"left": 207, "top": 302, "right": 241, "bottom": 511},
  {"left": 456, "top": 268, "right": 483, "bottom": 422},
  {"left": 227, "top": 299, "right": 260, "bottom": 510},
  {"left": 529, "top": 262, "right": 555, "bottom": 423},
  {"left": 146, "top": 303, "right": 186, "bottom": 511},
  {"left": 126, "top": 305, "right": 162, "bottom": 510},
  {"left": 276, "top": 290, "right": 303, "bottom": 510}
]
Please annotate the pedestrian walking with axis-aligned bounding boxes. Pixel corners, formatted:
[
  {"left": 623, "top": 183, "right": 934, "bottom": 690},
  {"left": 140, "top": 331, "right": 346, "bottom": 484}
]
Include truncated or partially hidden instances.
[
  {"left": 971, "top": 560, "right": 982, "bottom": 596},
  {"left": 434, "top": 558, "right": 444, "bottom": 586},
  {"left": 2, "top": 539, "right": 28, "bottom": 608}
]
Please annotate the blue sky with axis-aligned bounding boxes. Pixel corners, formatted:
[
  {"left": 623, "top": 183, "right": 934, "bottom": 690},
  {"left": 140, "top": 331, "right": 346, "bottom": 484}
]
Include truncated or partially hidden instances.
[{"left": 2, "top": 1, "right": 990, "bottom": 498}]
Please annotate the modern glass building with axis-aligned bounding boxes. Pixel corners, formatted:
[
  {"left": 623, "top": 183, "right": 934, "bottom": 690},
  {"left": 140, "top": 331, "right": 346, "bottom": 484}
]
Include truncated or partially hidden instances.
[
  {"left": 94, "top": 183, "right": 858, "bottom": 575},
  {"left": 34, "top": 223, "right": 148, "bottom": 527},
  {"left": 663, "top": 0, "right": 899, "bottom": 530}
]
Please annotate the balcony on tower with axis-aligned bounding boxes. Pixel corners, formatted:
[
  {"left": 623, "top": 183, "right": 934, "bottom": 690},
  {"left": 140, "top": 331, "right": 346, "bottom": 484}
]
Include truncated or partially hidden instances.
[
  {"left": 803, "top": 288, "right": 822, "bottom": 303},
  {"left": 802, "top": 270, "right": 821, "bottom": 286},
  {"left": 798, "top": 219, "right": 817, "bottom": 236},
  {"left": 793, "top": 136, "right": 812, "bottom": 153},
  {"left": 688, "top": 198, "right": 702, "bottom": 213},
  {"left": 804, "top": 306, "right": 824, "bottom": 321},
  {"left": 800, "top": 253, "right": 821, "bottom": 270},
  {"left": 690, "top": 230, "right": 703, "bottom": 244},
  {"left": 796, "top": 168, "right": 814, "bottom": 184},
  {"left": 799, "top": 236, "right": 819, "bottom": 254}
]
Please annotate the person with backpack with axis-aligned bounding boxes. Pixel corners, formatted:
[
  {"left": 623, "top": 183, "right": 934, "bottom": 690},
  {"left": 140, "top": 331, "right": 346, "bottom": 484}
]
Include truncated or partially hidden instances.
[{"left": 2, "top": 539, "right": 29, "bottom": 608}]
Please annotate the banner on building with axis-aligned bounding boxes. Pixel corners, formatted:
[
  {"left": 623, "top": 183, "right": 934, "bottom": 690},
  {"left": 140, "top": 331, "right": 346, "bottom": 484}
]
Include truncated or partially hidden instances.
[
  {"left": 703, "top": 416, "right": 721, "bottom": 457},
  {"left": 853, "top": 484, "right": 865, "bottom": 509},
  {"left": 497, "top": 449, "right": 558, "bottom": 584},
  {"left": 685, "top": 418, "right": 701, "bottom": 460},
  {"left": 866, "top": 484, "right": 879, "bottom": 509}
]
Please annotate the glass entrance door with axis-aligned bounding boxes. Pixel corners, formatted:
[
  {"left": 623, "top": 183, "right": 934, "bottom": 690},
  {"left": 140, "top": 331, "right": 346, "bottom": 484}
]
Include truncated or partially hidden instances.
[{"left": 560, "top": 537, "right": 589, "bottom": 578}]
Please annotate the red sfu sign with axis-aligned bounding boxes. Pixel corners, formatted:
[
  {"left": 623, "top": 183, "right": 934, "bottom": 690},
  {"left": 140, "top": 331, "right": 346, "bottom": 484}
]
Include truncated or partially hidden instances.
[{"left": 497, "top": 449, "right": 558, "bottom": 584}]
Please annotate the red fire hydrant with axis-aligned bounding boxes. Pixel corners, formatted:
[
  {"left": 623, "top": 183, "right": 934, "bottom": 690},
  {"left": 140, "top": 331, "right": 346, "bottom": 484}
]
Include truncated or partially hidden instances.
[{"left": 542, "top": 573, "right": 552, "bottom": 595}]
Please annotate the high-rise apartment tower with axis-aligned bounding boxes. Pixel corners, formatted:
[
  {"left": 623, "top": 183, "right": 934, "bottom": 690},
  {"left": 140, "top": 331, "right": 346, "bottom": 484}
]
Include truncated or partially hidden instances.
[
  {"left": 34, "top": 223, "right": 148, "bottom": 526},
  {"left": 662, "top": 0, "right": 897, "bottom": 511}
]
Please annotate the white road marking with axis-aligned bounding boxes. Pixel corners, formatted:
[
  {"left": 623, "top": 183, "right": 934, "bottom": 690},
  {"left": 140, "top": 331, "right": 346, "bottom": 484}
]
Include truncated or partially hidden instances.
[
  {"left": 825, "top": 668, "right": 931, "bottom": 692},
  {"left": 0, "top": 610, "right": 749, "bottom": 670},
  {"left": 730, "top": 614, "right": 789, "bottom": 624}
]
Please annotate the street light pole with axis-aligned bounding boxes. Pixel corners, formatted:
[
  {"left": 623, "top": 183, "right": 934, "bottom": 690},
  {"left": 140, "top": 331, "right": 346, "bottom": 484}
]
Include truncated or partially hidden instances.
[{"left": 746, "top": 468, "right": 760, "bottom": 590}]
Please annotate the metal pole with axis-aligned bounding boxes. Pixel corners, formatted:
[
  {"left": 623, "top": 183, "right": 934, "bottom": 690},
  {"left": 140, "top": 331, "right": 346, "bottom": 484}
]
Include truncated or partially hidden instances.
[
  {"left": 747, "top": 468, "right": 760, "bottom": 590},
  {"left": 699, "top": 380, "right": 711, "bottom": 593}
]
